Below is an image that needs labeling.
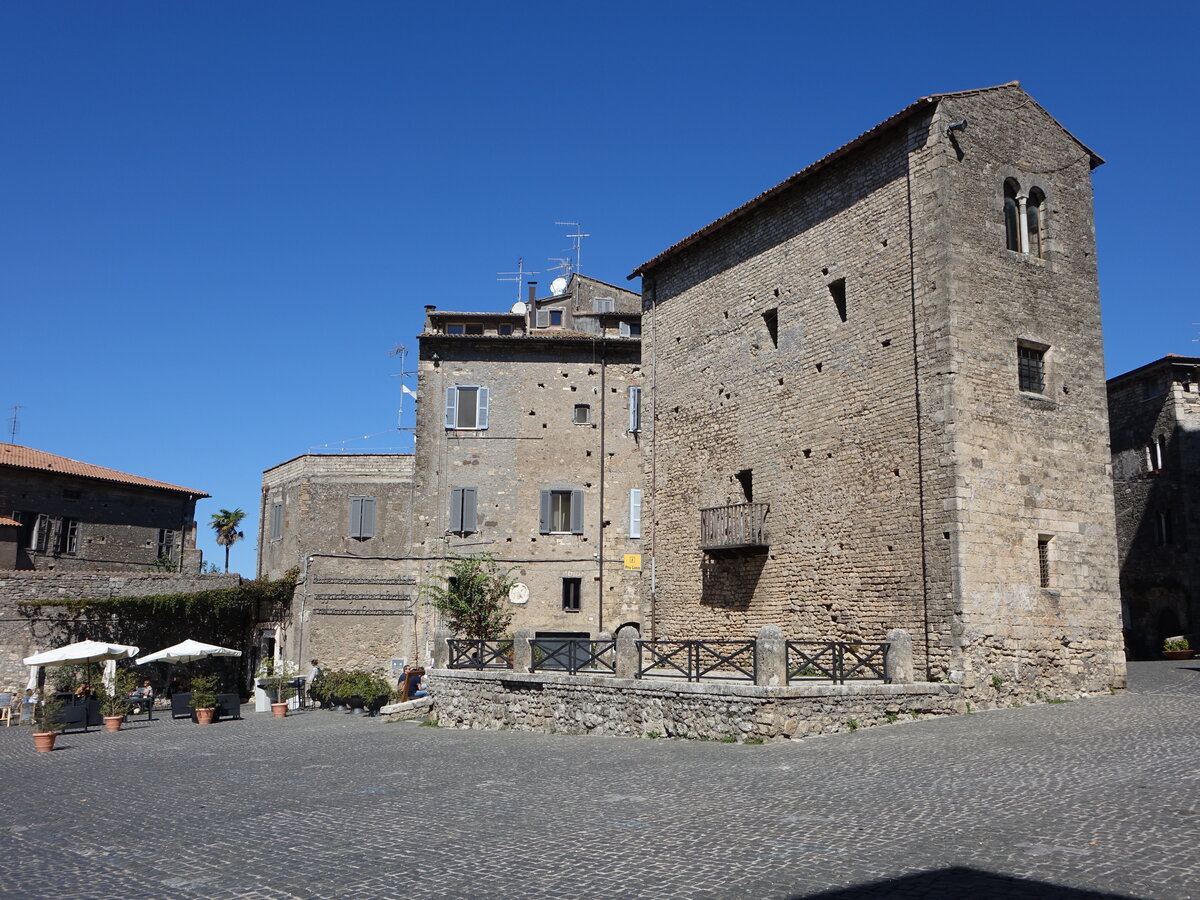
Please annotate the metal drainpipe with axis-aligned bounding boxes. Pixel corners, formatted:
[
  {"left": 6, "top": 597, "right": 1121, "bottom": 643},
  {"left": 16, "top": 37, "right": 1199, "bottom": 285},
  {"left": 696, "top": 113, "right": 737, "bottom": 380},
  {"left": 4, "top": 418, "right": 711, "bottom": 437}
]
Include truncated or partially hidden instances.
[{"left": 598, "top": 339, "right": 606, "bottom": 635}]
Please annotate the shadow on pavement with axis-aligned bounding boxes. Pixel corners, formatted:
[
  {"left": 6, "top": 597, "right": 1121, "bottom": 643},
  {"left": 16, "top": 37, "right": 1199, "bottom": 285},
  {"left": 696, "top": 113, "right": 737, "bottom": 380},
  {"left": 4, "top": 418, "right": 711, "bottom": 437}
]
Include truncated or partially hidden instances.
[{"left": 794, "top": 866, "right": 1136, "bottom": 899}]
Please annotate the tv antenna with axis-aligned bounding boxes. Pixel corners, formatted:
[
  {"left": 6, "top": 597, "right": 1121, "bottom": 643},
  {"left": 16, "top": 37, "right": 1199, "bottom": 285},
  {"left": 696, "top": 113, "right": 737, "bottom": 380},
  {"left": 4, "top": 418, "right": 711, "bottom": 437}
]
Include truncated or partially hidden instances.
[
  {"left": 7, "top": 405, "right": 20, "bottom": 444},
  {"left": 388, "top": 344, "right": 418, "bottom": 439},
  {"left": 553, "top": 221, "right": 589, "bottom": 277},
  {"left": 497, "top": 257, "right": 539, "bottom": 305}
]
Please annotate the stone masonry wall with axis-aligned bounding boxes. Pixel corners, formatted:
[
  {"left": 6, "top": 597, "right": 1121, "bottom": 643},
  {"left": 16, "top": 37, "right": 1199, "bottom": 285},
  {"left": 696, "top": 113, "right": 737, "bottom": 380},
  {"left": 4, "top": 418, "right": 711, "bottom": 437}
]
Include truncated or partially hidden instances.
[
  {"left": 639, "top": 85, "right": 1125, "bottom": 703},
  {"left": 642, "top": 115, "right": 937, "bottom": 668},
  {"left": 931, "top": 89, "right": 1125, "bottom": 698},
  {"left": 0, "top": 468, "right": 200, "bottom": 572},
  {"left": 429, "top": 669, "right": 963, "bottom": 742},
  {"left": 1108, "top": 361, "right": 1200, "bottom": 657},
  {"left": 257, "top": 454, "right": 418, "bottom": 674},
  {"left": 0, "top": 571, "right": 240, "bottom": 688},
  {"left": 413, "top": 334, "right": 646, "bottom": 662}
]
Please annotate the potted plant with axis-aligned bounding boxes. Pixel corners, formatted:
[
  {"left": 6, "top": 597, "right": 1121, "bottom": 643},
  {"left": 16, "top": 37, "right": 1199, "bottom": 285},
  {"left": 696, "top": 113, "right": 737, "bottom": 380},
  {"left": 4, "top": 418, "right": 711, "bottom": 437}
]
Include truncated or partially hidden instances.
[
  {"left": 32, "top": 696, "right": 66, "bottom": 752},
  {"left": 258, "top": 659, "right": 298, "bottom": 717},
  {"left": 1162, "top": 637, "right": 1194, "bottom": 661},
  {"left": 98, "top": 668, "right": 137, "bottom": 733},
  {"left": 189, "top": 674, "right": 219, "bottom": 725}
]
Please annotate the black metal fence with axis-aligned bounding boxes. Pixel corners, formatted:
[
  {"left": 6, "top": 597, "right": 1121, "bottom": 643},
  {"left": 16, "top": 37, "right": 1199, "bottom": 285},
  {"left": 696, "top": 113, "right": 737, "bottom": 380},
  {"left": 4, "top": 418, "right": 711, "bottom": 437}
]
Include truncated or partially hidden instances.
[
  {"left": 637, "top": 640, "right": 756, "bottom": 682},
  {"left": 446, "top": 637, "right": 889, "bottom": 685},
  {"left": 447, "top": 639, "right": 514, "bottom": 670},
  {"left": 786, "top": 642, "right": 888, "bottom": 684},
  {"left": 530, "top": 639, "right": 616, "bottom": 676}
]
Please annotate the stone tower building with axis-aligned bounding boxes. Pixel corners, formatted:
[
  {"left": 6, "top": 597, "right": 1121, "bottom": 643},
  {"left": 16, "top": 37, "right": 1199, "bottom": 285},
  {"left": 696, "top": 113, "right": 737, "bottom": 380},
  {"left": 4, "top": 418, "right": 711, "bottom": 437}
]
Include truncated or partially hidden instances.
[
  {"left": 412, "top": 274, "right": 645, "bottom": 659},
  {"left": 631, "top": 83, "right": 1125, "bottom": 698},
  {"left": 1107, "top": 355, "right": 1200, "bottom": 658}
]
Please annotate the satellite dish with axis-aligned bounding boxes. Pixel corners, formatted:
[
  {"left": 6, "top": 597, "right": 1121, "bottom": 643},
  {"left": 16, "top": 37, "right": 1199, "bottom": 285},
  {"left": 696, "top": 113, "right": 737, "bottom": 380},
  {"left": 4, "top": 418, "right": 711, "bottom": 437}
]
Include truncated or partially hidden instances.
[
  {"left": 511, "top": 302, "right": 527, "bottom": 315},
  {"left": 550, "top": 276, "right": 568, "bottom": 296}
]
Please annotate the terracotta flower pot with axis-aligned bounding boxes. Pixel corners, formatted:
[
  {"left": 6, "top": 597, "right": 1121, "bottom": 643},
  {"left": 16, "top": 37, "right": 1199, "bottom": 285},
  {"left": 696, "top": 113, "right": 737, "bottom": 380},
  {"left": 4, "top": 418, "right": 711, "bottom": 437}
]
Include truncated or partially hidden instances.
[
  {"left": 195, "top": 707, "right": 216, "bottom": 725},
  {"left": 32, "top": 731, "right": 57, "bottom": 753},
  {"left": 271, "top": 702, "right": 288, "bottom": 718},
  {"left": 103, "top": 715, "right": 124, "bottom": 733}
]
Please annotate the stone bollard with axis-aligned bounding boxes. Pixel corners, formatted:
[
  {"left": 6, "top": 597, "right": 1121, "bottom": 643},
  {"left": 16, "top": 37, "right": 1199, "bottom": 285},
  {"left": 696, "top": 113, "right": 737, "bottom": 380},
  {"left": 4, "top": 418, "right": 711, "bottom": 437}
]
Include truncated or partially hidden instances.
[
  {"left": 615, "top": 629, "right": 639, "bottom": 680},
  {"left": 885, "top": 629, "right": 914, "bottom": 684},
  {"left": 432, "top": 625, "right": 452, "bottom": 670},
  {"left": 755, "top": 624, "right": 786, "bottom": 687},
  {"left": 512, "top": 627, "right": 533, "bottom": 673}
]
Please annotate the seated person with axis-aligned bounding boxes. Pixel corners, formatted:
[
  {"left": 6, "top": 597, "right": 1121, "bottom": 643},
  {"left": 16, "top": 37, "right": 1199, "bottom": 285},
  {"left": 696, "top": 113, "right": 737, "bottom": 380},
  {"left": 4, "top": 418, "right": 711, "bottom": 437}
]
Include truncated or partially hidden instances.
[
  {"left": 132, "top": 680, "right": 154, "bottom": 699},
  {"left": 406, "top": 667, "right": 429, "bottom": 700},
  {"left": 74, "top": 683, "right": 93, "bottom": 699}
]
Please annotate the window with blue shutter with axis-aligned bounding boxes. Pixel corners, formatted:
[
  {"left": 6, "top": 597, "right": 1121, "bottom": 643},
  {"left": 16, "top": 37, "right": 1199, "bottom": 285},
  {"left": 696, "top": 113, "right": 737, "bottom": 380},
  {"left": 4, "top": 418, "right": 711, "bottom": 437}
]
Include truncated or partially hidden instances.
[
  {"left": 628, "top": 386, "right": 641, "bottom": 433},
  {"left": 629, "top": 488, "right": 642, "bottom": 539},
  {"left": 349, "top": 497, "right": 376, "bottom": 540}
]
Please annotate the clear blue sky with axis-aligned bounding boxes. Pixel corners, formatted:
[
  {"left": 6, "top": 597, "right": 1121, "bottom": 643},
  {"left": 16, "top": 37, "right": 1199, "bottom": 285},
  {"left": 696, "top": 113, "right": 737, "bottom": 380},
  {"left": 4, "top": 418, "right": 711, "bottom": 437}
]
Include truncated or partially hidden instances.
[{"left": 2, "top": 2, "right": 1195, "bottom": 576}]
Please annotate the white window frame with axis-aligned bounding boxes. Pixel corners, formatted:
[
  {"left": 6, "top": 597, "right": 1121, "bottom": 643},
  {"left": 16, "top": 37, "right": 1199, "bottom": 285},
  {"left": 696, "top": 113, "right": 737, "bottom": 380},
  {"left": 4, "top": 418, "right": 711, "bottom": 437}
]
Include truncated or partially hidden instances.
[
  {"left": 628, "top": 386, "right": 642, "bottom": 433},
  {"left": 629, "top": 488, "right": 642, "bottom": 539},
  {"left": 445, "top": 385, "right": 490, "bottom": 430}
]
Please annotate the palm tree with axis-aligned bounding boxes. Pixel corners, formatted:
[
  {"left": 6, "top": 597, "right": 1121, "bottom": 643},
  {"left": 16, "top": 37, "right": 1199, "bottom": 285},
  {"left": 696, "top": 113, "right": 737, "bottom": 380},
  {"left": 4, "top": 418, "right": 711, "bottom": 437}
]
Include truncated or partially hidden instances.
[{"left": 209, "top": 508, "right": 246, "bottom": 574}]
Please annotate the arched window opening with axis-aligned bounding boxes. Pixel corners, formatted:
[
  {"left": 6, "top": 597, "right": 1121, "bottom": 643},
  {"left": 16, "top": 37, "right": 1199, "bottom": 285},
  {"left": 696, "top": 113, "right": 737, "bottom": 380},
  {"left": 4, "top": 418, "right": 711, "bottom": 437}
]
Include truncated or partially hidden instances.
[
  {"left": 1027, "top": 188, "right": 1046, "bottom": 258},
  {"left": 1003, "top": 180, "right": 1021, "bottom": 251}
]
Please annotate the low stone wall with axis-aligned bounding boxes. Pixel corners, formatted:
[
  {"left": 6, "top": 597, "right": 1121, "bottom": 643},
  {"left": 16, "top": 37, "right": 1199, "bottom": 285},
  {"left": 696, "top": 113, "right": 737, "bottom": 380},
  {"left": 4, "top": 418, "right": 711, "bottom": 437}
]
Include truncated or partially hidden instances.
[{"left": 428, "top": 669, "right": 964, "bottom": 742}]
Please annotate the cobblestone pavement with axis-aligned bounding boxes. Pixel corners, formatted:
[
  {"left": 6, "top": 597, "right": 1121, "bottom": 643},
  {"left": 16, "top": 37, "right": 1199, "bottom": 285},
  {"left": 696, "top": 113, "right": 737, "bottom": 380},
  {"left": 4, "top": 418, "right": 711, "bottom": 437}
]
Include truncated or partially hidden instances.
[{"left": 2, "top": 662, "right": 1199, "bottom": 899}]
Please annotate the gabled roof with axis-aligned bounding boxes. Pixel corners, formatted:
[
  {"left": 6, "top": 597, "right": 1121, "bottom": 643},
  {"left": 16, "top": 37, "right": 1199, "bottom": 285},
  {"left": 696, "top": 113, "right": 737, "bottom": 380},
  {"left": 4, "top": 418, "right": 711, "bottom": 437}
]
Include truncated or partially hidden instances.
[
  {"left": 630, "top": 82, "right": 1103, "bottom": 279},
  {"left": 0, "top": 443, "right": 209, "bottom": 498}
]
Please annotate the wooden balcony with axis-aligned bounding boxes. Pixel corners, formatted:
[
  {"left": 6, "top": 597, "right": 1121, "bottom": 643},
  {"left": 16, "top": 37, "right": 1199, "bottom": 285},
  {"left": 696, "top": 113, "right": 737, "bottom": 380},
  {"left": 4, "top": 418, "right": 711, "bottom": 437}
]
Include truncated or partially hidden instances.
[{"left": 700, "top": 502, "right": 769, "bottom": 553}]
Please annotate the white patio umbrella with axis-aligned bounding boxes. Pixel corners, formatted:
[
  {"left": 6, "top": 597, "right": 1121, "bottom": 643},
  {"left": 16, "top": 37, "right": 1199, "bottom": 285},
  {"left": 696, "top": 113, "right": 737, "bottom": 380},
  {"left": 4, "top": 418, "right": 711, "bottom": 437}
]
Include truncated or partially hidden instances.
[
  {"left": 23, "top": 639, "right": 141, "bottom": 667},
  {"left": 23, "top": 639, "right": 140, "bottom": 693},
  {"left": 136, "top": 639, "right": 242, "bottom": 665}
]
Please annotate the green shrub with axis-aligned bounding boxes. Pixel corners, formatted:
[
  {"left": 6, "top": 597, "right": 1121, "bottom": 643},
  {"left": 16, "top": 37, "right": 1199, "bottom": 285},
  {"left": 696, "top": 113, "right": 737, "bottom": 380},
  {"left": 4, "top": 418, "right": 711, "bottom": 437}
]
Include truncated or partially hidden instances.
[
  {"left": 189, "top": 674, "right": 219, "bottom": 710},
  {"left": 1164, "top": 637, "right": 1191, "bottom": 652}
]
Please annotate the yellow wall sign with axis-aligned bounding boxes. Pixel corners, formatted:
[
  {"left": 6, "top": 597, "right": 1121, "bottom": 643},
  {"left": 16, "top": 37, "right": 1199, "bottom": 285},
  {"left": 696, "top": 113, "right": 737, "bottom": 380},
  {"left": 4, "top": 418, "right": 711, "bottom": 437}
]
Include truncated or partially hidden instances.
[{"left": 624, "top": 554, "right": 642, "bottom": 571}]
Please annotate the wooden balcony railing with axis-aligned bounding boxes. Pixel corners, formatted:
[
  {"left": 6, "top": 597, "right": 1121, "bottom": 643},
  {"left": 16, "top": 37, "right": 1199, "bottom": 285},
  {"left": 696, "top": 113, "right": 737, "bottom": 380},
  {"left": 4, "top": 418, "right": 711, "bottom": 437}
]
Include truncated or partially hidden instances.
[{"left": 700, "top": 502, "right": 769, "bottom": 552}]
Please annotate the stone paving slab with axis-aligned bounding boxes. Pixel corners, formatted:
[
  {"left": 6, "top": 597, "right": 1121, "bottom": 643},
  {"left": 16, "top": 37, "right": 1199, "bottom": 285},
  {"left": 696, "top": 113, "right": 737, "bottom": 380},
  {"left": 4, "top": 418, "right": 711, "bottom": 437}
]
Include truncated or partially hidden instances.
[{"left": 1, "top": 662, "right": 1198, "bottom": 899}]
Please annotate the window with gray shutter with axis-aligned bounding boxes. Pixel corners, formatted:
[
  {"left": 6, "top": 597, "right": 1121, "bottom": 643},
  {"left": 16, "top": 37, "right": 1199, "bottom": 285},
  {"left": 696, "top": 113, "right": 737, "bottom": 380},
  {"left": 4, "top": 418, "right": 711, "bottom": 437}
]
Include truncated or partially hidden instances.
[
  {"left": 536, "top": 309, "right": 549, "bottom": 328},
  {"left": 349, "top": 497, "right": 376, "bottom": 540},
  {"left": 594, "top": 297, "right": 614, "bottom": 313},
  {"left": 449, "top": 488, "right": 478, "bottom": 534},
  {"left": 270, "top": 502, "right": 282, "bottom": 542},
  {"left": 628, "top": 386, "right": 641, "bottom": 432},
  {"left": 541, "top": 489, "right": 584, "bottom": 534},
  {"left": 619, "top": 321, "right": 630, "bottom": 338},
  {"left": 629, "top": 488, "right": 642, "bottom": 539},
  {"left": 445, "top": 386, "right": 489, "bottom": 430}
]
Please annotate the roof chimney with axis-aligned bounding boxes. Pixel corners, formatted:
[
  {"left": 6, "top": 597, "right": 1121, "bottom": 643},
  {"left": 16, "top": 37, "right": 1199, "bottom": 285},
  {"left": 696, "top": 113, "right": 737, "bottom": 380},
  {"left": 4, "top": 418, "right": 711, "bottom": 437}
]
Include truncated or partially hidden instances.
[{"left": 527, "top": 282, "right": 537, "bottom": 304}]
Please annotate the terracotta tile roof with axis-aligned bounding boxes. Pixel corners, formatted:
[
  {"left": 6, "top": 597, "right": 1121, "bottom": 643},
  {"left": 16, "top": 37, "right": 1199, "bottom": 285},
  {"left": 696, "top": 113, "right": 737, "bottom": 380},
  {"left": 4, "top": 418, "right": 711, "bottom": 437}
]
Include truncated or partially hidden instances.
[
  {"left": 0, "top": 444, "right": 209, "bottom": 498},
  {"left": 630, "top": 82, "right": 1102, "bottom": 279},
  {"left": 0, "top": 516, "right": 20, "bottom": 527}
]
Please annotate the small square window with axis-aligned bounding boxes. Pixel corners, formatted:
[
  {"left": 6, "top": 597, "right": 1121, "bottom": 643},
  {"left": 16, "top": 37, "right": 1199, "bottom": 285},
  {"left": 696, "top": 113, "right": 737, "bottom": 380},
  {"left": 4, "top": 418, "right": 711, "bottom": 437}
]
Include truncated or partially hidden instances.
[
  {"left": 498, "top": 323, "right": 513, "bottom": 336},
  {"left": 446, "top": 323, "right": 465, "bottom": 335},
  {"left": 562, "top": 578, "right": 582, "bottom": 612},
  {"left": 573, "top": 404, "right": 591, "bottom": 425},
  {"left": 1018, "top": 344, "right": 1046, "bottom": 393},
  {"left": 594, "top": 298, "right": 614, "bottom": 313},
  {"left": 549, "top": 309, "right": 563, "bottom": 327},
  {"left": 465, "top": 323, "right": 484, "bottom": 335}
]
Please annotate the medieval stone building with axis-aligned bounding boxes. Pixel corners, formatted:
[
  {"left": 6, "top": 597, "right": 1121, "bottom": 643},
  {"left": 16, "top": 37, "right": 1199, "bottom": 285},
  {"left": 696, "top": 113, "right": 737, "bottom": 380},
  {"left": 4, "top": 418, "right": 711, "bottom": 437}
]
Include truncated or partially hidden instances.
[
  {"left": 630, "top": 83, "right": 1126, "bottom": 699},
  {"left": 1, "top": 442, "right": 207, "bottom": 573},
  {"left": 412, "top": 273, "right": 645, "bottom": 660},
  {"left": 1107, "top": 355, "right": 1200, "bottom": 658},
  {"left": 257, "top": 452, "right": 418, "bottom": 674}
]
